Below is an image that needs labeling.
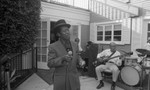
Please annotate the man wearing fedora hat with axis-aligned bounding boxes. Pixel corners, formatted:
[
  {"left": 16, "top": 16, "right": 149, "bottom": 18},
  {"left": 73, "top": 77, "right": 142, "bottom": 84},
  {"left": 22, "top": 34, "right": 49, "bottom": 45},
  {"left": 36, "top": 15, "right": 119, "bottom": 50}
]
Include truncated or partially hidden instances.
[{"left": 47, "top": 19, "right": 85, "bottom": 90}]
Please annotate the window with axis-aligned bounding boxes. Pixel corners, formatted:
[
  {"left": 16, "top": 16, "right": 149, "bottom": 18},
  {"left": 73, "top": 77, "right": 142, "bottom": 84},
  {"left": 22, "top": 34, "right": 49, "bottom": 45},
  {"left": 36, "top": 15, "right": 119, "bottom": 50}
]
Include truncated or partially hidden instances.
[
  {"left": 148, "top": 23, "right": 150, "bottom": 38},
  {"left": 97, "top": 26, "right": 103, "bottom": 41},
  {"left": 90, "top": 18, "right": 131, "bottom": 44},
  {"left": 96, "top": 23, "right": 122, "bottom": 42},
  {"left": 114, "top": 24, "right": 121, "bottom": 41}
]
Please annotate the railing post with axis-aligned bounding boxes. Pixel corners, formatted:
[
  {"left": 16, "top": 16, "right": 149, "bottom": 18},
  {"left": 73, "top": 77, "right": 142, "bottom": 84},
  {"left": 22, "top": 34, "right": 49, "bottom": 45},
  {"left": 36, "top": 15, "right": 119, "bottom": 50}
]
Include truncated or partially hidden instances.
[
  {"left": 4, "top": 61, "right": 11, "bottom": 90},
  {"left": 20, "top": 50, "right": 23, "bottom": 70},
  {"left": 35, "top": 47, "right": 38, "bottom": 72},
  {"left": 32, "top": 46, "right": 34, "bottom": 71}
]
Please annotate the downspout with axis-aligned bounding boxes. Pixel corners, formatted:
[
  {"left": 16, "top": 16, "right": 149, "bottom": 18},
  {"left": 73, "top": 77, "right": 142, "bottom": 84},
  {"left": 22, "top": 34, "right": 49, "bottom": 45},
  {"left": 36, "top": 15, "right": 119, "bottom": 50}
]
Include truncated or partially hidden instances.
[{"left": 130, "top": 17, "right": 132, "bottom": 49}]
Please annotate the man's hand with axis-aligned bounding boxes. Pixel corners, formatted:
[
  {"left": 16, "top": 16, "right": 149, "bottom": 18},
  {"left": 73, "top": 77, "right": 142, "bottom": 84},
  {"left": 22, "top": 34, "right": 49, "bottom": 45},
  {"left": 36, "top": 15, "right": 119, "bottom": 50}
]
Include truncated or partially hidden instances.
[
  {"left": 62, "top": 54, "right": 72, "bottom": 64},
  {"left": 64, "top": 55, "right": 72, "bottom": 61}
]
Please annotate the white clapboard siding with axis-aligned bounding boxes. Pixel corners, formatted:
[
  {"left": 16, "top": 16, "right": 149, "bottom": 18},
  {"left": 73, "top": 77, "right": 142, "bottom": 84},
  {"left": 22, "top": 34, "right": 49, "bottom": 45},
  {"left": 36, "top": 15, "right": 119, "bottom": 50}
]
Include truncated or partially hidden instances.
[
  {"left": 122, "top": 18, "right": 131, "bottom": 44},
  {"left": 131, "top": 17, "right": 143, "bottom": 51},
  {"left": 90, "top": 23, "right": 96, "bottom": 42}
]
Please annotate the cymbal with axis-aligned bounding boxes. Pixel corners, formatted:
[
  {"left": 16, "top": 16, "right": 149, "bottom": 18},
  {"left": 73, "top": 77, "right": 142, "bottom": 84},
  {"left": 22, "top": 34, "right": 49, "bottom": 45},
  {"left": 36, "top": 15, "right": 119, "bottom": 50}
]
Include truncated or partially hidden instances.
[{"left": 136, "top": 49, "right": 150, "bottom": 55}]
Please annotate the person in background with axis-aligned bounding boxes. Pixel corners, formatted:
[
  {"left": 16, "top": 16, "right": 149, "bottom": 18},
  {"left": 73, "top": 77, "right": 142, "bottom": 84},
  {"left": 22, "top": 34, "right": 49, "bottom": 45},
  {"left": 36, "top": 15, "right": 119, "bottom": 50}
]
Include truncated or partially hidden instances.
[
  {"left": 79, "top": 41, "right": 94, "bottom": 73},
  {"left": 95, "top": 42, "right": 122, "bottom": 90},
  {"left": 144, "top": 37, "right": 150, "bottom": 50},
  {"left": 47, "top": 19, "right": 85, "bottom": 90},
  {"left": 86, "top": 41, "right": 93, "bottom": 50},
  {"left": 144, "top": 37, "right": 150, "bottom": 74},
  {"left": 75, "top": 37, "right": 83, "bottom": 52},
  {"left": 74, "top": 38, "right": 86, "bottom": 75}
]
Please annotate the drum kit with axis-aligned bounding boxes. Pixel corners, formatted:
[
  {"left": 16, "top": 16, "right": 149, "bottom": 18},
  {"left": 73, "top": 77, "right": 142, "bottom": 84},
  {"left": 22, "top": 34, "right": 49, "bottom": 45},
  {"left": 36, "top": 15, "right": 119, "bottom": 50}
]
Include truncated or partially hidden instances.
[{"left": 120, "top": 49, "right": 150, "bottom": 89}]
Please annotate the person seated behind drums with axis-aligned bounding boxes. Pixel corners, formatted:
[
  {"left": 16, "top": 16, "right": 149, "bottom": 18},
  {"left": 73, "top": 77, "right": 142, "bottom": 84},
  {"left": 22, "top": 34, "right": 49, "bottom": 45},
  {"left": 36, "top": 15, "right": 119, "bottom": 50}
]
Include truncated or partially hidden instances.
[
  {"left": 95, "top": 42, "right": 122, "bottom": 90},
  {"left": 144, "top": 37, "right": 150, "bottom": 74}
]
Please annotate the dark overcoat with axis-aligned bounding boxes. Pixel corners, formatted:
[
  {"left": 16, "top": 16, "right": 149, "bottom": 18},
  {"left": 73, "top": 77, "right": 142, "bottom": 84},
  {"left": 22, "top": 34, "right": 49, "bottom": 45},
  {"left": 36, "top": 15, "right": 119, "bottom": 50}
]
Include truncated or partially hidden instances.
[{"left": 47, "top": 40, "right": 80, "bottom": 90}]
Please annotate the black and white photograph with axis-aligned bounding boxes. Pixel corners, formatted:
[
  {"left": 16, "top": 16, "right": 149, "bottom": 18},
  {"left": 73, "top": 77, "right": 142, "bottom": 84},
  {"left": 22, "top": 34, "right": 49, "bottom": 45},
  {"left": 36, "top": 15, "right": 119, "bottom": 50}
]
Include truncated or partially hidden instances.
[{"left": 1, "top": 0, "right": 150, "bottom": 90}]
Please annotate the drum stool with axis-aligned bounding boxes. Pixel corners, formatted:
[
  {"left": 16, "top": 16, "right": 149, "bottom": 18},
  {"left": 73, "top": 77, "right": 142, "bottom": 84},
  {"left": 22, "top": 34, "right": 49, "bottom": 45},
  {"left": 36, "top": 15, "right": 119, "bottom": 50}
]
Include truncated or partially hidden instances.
[
  {"left": 102, "top": 65, "right": 123, "bottom": 81},
  {"left": 102, "top": 69, "right": 112, "bottom": 79}
]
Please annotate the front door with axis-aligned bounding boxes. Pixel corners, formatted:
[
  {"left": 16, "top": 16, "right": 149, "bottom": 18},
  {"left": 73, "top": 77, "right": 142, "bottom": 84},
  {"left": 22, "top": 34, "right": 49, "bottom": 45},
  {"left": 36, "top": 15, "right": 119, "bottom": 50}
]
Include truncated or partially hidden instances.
[{"left": 36, "top": 18, "right": 50, "bottom": 69}]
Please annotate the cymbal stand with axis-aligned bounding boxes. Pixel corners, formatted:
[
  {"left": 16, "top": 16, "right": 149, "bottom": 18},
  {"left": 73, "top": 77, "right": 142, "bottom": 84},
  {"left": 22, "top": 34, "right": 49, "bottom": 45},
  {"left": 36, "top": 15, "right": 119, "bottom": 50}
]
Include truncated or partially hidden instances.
[{"left": 140, "top": 56, "right": 146, "bottom": 90}]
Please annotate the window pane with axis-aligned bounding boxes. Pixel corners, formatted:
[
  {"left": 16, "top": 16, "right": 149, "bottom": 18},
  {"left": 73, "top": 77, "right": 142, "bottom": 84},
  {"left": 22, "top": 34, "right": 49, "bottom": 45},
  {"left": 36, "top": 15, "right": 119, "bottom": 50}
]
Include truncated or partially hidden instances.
[
  {"left": 97, "top": 31, "right": 103, "bottom": 35},
  {"left": 42, "top": 47, "right": 47, "bottom": 54},
  {"left": 114, "top": 36, "right": 121, "bottom": 41},
  {"left": 97, "top": 26, "right": 103, "bottom": 31},
  {"left": 148, "top": 32, "right": 150, "bottom": 37},
  {"left": 97, "top": 36, "right": 103, "bottom": 41},
  {"left": 37, "top": 47, "right": 41, "bottom": 54},
  {"left": 148, "top": 24, "right": 150, "bottom": 31},
  {"left": 42, "top": 21, "right": 47, "bottom": 30},
  {"left": 42, "top": 30, "right": 47, "bottom": 38},
  {"left": 114, "top": 24, "right": 121, "bottom": 29},
  {"left": 105, "top": 25, "right": 112, "bottom": 31},
  {"left": 114, "top": 31, "right": 121, "bottom": 35},
  {"left": 105, "top": 31, "right": 111, "bottom": 35},
  {"left": 42, "top": 39, "right": 47, "bottom": 46},
  {"left": 42, "top": 55, "right": 46, "bottom": 62},
  {"left": 105, "top": 36, "right": 111, "bottom": 41}
]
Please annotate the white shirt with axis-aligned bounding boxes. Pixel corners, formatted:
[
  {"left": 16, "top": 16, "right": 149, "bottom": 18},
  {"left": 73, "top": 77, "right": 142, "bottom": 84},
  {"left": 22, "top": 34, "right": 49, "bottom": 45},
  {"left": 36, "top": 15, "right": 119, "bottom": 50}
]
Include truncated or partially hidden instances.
[
  {"left": 97, "top": 49, "right": 122, "bottom": 66},
  {"left": 144, "top": 43, "right": 150, "bottom": 50}
]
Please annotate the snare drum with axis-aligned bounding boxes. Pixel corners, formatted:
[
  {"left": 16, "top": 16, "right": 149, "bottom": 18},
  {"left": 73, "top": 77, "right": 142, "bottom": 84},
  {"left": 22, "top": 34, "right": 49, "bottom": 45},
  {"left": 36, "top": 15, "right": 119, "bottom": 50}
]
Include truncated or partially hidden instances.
[
  {"left": 124, "top": 57, "right": 138, "bottom": 66},
  {"left": 120, "top": 64, "right": 145, "bottom": 86},
  {"left": 143, "top": 58, "right": 150, "bottom": 67}
]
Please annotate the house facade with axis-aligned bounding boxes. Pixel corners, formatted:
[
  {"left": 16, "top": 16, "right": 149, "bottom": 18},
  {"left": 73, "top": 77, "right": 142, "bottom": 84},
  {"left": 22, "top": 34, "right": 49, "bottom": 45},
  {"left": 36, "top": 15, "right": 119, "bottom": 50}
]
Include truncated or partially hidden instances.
[
  {"left": 37, "top": 1, "right": 90, "bottom": 69},
  {"left": 37, "top": 0, "right": 150, "bottom": 69}
]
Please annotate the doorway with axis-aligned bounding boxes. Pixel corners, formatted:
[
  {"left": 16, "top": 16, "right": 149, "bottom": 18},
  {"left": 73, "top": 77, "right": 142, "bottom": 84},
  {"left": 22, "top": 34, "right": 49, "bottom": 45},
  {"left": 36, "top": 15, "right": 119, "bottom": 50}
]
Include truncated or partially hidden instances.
[
  {"left": 36, "top": 18, "right": 50, "bottom": 69},
  {"left": 50, "top": 21, "right": 58, "bottom": 44}
]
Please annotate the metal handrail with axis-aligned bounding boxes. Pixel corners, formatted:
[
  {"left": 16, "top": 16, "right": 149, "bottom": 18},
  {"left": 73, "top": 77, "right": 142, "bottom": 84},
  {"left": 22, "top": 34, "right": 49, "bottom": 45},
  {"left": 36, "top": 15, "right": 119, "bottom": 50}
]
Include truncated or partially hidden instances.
[{"left": 0, "top": 47, "right": 37, "bottom": 90}]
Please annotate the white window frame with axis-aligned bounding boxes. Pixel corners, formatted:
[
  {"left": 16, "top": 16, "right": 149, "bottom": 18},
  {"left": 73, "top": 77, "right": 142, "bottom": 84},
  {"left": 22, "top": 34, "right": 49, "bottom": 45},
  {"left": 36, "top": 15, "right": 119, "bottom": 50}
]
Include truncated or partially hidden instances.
[{"left": 95, "top": 21, "right": 123, "bottom": 44}]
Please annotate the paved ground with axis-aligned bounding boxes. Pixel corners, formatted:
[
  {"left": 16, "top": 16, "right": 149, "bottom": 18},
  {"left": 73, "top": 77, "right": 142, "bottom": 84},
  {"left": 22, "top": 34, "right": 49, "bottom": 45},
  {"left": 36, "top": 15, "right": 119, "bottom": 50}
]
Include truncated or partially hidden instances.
[{"left": 16, "top": 73, "right": 124, "bottom": 90}]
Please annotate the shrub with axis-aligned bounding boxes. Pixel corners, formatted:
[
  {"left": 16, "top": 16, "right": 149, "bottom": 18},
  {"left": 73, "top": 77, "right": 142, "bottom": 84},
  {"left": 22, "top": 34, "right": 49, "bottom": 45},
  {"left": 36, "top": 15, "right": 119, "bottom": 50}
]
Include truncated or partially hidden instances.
[{"left": 0, "top": 0, "right": 41, "bottom": 55}]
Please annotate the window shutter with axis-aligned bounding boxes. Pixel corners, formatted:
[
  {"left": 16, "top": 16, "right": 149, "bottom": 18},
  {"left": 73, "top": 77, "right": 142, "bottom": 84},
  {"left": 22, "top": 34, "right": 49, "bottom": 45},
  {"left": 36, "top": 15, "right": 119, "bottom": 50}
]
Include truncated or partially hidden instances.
[
  {"left": 90, "top": 23, "right": 96, "bottom": 42},
  {"left": 122, "top": 18, "right": 131, "bottom": 44}
]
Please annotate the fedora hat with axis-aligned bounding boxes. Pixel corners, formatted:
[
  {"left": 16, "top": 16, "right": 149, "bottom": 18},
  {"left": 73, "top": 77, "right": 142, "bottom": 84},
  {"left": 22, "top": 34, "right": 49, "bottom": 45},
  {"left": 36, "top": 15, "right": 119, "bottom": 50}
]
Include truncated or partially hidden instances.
[{"left": 52, "top": 19, "right": 71, "bottom": 34}]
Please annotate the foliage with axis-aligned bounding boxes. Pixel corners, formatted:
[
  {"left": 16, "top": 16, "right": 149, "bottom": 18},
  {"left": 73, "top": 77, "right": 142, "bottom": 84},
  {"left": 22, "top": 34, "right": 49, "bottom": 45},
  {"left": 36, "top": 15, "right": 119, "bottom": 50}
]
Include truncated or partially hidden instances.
[{"left": 0, "top": 0, "right": 41, "bottom": 55}]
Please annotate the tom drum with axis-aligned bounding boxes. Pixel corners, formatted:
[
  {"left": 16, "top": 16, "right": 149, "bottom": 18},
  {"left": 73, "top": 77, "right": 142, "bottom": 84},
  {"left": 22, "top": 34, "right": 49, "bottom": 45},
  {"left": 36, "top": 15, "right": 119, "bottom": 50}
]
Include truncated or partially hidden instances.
[{"left": 124, "top": 57, "right": 138, "bottom": 66}]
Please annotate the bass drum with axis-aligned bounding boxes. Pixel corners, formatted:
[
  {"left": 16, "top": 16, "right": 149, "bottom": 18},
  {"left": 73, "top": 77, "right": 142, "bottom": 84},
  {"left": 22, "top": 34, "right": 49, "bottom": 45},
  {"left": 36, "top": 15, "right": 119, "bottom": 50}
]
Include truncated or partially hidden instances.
[{"left": 120, "top": 64, "right": 145, "bottom": 86}]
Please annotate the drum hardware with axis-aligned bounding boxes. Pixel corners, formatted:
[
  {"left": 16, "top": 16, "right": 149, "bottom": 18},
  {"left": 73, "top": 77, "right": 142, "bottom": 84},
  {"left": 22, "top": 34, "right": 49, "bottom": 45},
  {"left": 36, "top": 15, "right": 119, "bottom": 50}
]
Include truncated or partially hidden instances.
[
  {"left": 142, "top": 58, "right": 150, "bottom": 68},
  {"left": 118, "top": 49, "right": 150, "bottom": 89},
  {"left": 136, "top": 49, "right": 150, "bottom": 56}
]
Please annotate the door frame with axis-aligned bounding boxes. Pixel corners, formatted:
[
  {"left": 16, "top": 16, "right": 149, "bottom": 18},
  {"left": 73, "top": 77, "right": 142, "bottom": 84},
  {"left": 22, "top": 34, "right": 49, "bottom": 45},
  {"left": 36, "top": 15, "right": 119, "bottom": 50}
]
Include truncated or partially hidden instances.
[{"left": 37, "top": 17, "right": 50, "bottom": 69}]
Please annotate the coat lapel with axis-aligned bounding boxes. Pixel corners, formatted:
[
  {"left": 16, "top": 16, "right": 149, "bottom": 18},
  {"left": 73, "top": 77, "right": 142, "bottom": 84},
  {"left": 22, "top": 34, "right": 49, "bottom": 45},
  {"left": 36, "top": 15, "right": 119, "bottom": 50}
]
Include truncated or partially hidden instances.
[{"left": 56, "top": 40, "right": 68, "bottom": 55}]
